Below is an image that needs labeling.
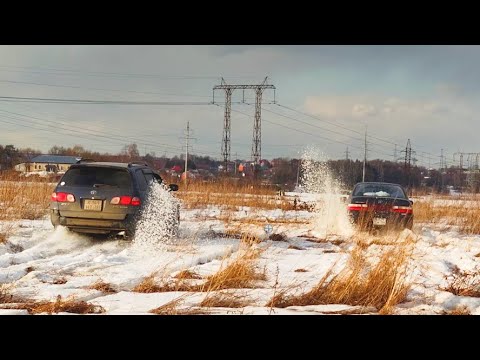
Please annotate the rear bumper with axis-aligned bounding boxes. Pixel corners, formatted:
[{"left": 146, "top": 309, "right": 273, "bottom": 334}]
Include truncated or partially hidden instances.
[
  {"left": 348, "top": 211, "right": 413, "bottom": 228},
  {"left": 50, "top": 209, "right": 135, "bottom": 234}
]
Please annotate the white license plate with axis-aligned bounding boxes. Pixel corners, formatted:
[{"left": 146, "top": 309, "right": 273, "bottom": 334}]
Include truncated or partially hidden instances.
[
  {"left": 84, "top": 199, "right": 103, "bottom": 211},
  {"left": 373, "top": 217, "right": 387, "bottom": 226}
]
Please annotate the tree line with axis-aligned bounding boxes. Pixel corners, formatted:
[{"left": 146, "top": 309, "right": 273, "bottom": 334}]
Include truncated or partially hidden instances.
[{"left": 1, "top": 143, "right": 476, "bottom": 193}]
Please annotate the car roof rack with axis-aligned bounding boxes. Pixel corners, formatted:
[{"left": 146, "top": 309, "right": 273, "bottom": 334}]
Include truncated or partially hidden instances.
[
  {"left": 128, "top": 162, "right": 148, "bottom": 167},
  {"left": 76, "top": 158, "right": 96, "bottom": 164}
]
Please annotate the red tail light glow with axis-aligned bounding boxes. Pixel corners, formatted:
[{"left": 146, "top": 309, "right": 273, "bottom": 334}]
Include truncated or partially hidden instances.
[
  {"left": 392, "top": 206, "right": 413, "bottom": 214},
  {"left": 110, "top": 196, "right": 141, "bottom": 206},
  {"left": 51, "top": 192, "right": 75, "bottom": 203},
  {"left": 347, "top": 203, "right": 368, "bottom": 211}
]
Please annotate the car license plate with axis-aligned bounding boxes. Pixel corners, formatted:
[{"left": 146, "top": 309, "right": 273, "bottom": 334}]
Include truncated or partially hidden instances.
[
  {"left": 373, "top": 217, "right": 386, "bottom": 226},
  {"left": 84, "top": 199, "right": 103, "bottom": 211}
]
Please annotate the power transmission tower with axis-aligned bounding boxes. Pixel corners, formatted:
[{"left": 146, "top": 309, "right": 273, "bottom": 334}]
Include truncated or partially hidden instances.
[
  {"left": 401, "top": 139, "right": 415, "bottom": 189},
  {"left": 213, "top": 77, "right": 275, "bottom": 170},
  {"left": 454, "top": 152, "right": 480, "bottom": 193},
  {"left": 345, "top": 146, "right": 350, "bottom": 161}
]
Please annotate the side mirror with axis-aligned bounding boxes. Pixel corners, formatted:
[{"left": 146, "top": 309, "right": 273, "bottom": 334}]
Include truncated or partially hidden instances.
[
  {"left": 409, "top": 200, "right": 414, "bottom": 205},
  {"left": 169, "top": 184, "right": 179, "bottom": 192}
]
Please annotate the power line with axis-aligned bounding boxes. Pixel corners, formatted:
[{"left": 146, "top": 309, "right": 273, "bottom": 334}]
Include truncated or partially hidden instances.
[
  {"left": 0, "top": 66, "right": 221, "bottom": 80},
  {"left": 257, "top": 104, "right": 400, "bottom": 155},
  {"left": 275, "top": 102, "right": 444, "bottom": 163},
  {"left": 257, "top": 108, "right": 395, "bottom": 159},
  {"left": 0, "top": 95, "right": 212, "bottom": 105},
  {"left": 275, "top": 103, "right": 398, "bottom": 146},
  {"left": 0, "top": 108, "right": 183, "bottom": 152},
  {"left": 0, "top": 79, "right": 212, "bottom": 98},
  {"left": 2, "top": 101, "right": 183, "bottom": 139}
]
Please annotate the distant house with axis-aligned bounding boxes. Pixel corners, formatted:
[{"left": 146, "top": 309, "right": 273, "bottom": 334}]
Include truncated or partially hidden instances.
[{"left": 15, "top": 155, "right": 81, "bottom": 173}]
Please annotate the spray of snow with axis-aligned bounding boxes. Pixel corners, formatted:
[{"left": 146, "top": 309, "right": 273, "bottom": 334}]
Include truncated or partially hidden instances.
[
  {"left": 132, "top": 183, "right": 180, "bottom": 251},
  {"left": 301, "top": 147, "right": 353, "bottom": 238}
]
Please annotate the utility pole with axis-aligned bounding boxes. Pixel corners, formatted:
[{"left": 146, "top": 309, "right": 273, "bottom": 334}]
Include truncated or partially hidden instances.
[
  {"left": 180, "top": 122, "right": 196, "bottom": 189},
  {"left": 213, "top": 77, "right": 275, "bottom": 169},
  {"left": 234, "top": 152, "right": 238, "bottom": 175},
  {"left": 296, "top": 159, "right": 301, "bottom": 188},
  {"left": 362, "top": 126, "right": 367, "bottom": 182},
  {"left": 440, "top": 148, "right": 444, "bottom": 192},
  {"left": 394, "top": 144, "right": 397, "bottom": 162},
  {"left": 184, "top": 122, "right": 190, "bottom": 188},
  {"left": 345, "top": 146, "right": 350, "bottom": 161}
]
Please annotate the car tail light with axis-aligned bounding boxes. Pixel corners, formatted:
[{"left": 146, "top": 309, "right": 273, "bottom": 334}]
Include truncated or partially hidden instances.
[
  {"left": 110, "top": 196, "right": 120, "bottom": 205},
  {"left": 51, "top": 192, "right": 75, "bottom": 203},
  {"left": 110, "top": 196, "right": 141, "bottom": 206},
  {"left": 347, "top": 203, "right": 368, "bottom": 211},
  {"left": 392, "top": 205, "right": 413, "bottom": 214}
]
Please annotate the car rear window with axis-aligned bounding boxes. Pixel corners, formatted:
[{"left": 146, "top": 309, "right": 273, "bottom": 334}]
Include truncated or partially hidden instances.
[
  {"left": 60, "top": 167, "right": 132, "bottom": 189},
  {"left": 353, "top": 184, "right": 406, "bottom": 199}
]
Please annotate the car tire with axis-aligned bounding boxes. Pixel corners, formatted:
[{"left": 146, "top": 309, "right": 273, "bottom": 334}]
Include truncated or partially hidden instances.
[{"left": 50, "top": 211, "right": 60, "bottom": 229}]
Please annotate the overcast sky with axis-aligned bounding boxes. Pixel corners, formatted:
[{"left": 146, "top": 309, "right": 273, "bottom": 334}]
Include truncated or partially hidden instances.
[{"left": 0, "top": 45, "right": 478, "bottom": 168}]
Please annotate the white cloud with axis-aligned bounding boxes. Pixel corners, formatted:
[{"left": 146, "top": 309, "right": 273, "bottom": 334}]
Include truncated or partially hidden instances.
[{"left": 352, "top": 103, "right": 377, "bottom": 117}]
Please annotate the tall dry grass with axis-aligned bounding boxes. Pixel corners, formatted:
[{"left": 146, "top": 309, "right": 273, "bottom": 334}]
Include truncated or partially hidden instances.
[
  {"left": 200, "top": 245, "right": 266, "bottom": 292},
  {"left": 442, "top": 266, "right": 480, "bottom": 297},
  {"left": 268, "top": 232, "right": 416, "bottom": 314},
  {"left": 200, "top": 292, "right": 251, "bottom": 308},
  {"left": 0, "top": 284, "right": 13, "bottom": 304},
  {"left": 176, "top": 179, "right": 295, "bottom": 211},
  {"left": 87, "top": 280, "right": 117, "bottom": 294},
  {"left": 0, "top": 222, "right": 14, "bottom": 244},
  {"left": 19, "top": 295, "right": 105, "bottom": 314},
  {"left": 414, "top": 198, "right": 480, "bottom": 234},
  {"left": 444, "top": 305, "right": 471, "bottom": 315},
  {"left": 133, "top": 236, "right": 266, "bottom": 296},
  {"left": 0, "top": 172, "right": 54, "bottom": 220}
]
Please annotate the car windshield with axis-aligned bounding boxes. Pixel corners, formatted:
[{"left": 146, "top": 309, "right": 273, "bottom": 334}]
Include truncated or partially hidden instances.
[
  {"left": 353, "top": 183, "right": 406, "bottom": 199},
  {"left": 60, "top": 167, "right": 132, "bottom": 189}
]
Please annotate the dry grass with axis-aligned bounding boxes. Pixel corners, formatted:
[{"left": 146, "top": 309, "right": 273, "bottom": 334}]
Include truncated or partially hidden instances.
[
  {"left": 174, "top": 270, "right": 202, "bottom": 280},
  {"left": 0, "top": 173, "right": 54, "bottom": 221},
  {"left": 265, "top": 283, "right": 304, "bottom": 309},
  {"left": 269, "top": 232, "right": 416, "bottom": 314},
  {"left": 0, "top": 284, "right": 13, "bottom": 304},
  {"left": 176, "top": 179, "right": 295, "bottom": 211},
  {"left": 294, "top": 268, "right": 308, "bottom": 273},
  {"left": 0, "top": 222, "right": 14, "bottom": 244},
  {"left": 288, "top": 245, "right": 305, "bottom": 250},
  {"left": 269, "top": 233, "right": 287, "bottom": 242},
  {"left": 52, "top": 277, "right": 67, "bottom": 285},
  {"left": 442, "top": 266, "right": 480, "bottom": 297},
  {"left": 414, "top": 198, "right": 480, "bottom": 234},
  {"left": 200, "top": 292, "right": 251, "bottom": 308},
  {"left": 135, "top": 238, "right": 266, "bottom": 298},
  {"left": 88, "top": 280, "right": 117, "bottom": 294},
  {"left": 132, "top": 272, "right": 202, "bottom": 293},
  {"left": 0, "top": 230, "right": 8, "bottom": 244},
  {"left": 20, "top": 295, "right": 105, "bottom": 314},
  {"left": 445, "top": 305, "right": 471, "bottom": 315},
  {"left": 149, "top": 296, "right": 209, "bottom": 315},
  {"left": 200, "top": 245, "right": 266, "bottom": 292}
]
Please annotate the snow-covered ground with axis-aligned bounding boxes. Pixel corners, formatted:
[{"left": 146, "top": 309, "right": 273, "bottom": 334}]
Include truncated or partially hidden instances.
[{"left": 1, "top": 194, "right": 480, "bottom": 315}]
